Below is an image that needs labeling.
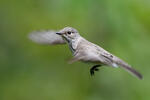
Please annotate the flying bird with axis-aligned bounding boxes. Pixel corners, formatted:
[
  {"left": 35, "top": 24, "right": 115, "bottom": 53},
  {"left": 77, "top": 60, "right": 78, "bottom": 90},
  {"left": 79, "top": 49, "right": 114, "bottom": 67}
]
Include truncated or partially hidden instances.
[{"left": 29, "top": 27, "right": 142, "bottom": 79}]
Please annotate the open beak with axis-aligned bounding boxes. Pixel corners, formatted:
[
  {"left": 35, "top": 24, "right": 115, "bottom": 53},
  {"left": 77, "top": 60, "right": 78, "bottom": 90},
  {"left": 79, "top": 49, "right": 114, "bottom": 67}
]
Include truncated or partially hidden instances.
[{"left": 56, "top": 32, "right": 62, "bottom": 35}]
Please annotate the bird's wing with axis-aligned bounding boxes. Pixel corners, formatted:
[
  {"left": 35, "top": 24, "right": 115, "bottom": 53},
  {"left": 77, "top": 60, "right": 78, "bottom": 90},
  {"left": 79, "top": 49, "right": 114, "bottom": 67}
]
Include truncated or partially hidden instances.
[{"left": 28, "top": 30, "right": 66, "bottom": 45}]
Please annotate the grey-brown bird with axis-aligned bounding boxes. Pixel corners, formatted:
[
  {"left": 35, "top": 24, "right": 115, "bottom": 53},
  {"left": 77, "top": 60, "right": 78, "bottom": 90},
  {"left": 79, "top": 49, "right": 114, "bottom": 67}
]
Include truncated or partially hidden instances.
[{"left": 29, "top": 27, "right": 143, "bottom": 79}]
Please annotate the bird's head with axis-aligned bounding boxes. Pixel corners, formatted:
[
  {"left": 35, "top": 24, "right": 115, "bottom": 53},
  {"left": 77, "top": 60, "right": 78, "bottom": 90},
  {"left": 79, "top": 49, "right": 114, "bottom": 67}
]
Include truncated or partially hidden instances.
[{"left": 56, "top": 27, "right": 80, "bottom": 42}]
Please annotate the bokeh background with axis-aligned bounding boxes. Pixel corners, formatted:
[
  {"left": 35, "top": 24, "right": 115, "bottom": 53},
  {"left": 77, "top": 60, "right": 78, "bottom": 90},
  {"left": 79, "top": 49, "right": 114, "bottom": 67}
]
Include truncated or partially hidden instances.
[{"left": 0, "top": 0, "right": 150, "bottom": 100}]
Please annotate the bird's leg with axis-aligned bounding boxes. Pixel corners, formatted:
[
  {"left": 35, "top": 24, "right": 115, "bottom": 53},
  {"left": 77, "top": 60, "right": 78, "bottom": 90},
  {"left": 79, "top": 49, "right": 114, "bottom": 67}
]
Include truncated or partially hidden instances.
[{"left": 90, "top": 64, "right": 102, "bottom": 76}]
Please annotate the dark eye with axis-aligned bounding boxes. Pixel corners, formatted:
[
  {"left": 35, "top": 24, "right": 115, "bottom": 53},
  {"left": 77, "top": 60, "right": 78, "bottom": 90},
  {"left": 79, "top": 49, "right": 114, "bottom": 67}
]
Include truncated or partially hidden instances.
[{"left": 67, "top": 31, "right": 71, "bottom": 34}]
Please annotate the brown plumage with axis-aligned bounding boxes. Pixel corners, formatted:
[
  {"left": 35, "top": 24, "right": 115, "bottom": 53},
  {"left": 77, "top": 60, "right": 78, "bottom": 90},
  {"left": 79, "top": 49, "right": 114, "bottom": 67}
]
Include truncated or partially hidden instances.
[{"left": 29, "top": 27, "right": 143, "bottom": 79}]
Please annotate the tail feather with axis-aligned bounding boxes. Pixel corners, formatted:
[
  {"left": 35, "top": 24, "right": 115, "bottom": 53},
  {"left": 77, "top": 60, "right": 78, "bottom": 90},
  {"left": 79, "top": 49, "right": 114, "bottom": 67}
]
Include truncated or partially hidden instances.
[{"left": 115, "top": 59, "right": 143, "bottom": 80}]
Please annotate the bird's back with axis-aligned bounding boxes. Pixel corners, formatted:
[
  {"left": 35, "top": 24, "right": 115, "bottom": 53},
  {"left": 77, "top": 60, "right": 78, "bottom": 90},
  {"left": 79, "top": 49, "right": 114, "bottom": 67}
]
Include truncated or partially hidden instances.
[{"left": 77, "top": 37, "right": 142, "bottom": 79}]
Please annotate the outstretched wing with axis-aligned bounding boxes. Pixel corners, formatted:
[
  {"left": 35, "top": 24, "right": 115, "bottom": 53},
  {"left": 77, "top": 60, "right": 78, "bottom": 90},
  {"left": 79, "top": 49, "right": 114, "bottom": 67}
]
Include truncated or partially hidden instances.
[{"left": 29, "top": 30, "right": 66, "bottom": 45}]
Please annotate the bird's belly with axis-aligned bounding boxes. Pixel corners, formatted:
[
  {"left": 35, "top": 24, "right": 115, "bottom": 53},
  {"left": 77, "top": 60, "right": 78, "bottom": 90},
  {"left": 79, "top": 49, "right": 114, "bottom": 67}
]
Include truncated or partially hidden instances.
[
  {"left": 81, "top": 60, "right": 103, "bottom": 64},
  {"left": 79, "top": 52, "right": 102, "bottom": 64}
]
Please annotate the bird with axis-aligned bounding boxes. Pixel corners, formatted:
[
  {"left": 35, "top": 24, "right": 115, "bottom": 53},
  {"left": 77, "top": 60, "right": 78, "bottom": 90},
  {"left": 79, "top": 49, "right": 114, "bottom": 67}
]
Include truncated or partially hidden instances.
[{"left": 29, "top": 27, "right": 143, "bottom": 79}]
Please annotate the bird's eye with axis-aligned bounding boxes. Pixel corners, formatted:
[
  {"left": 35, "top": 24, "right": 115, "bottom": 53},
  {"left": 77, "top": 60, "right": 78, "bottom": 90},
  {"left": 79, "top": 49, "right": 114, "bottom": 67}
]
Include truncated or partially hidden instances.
[{"left": 67, "top": 31, "right": 71, "bottom": 35}]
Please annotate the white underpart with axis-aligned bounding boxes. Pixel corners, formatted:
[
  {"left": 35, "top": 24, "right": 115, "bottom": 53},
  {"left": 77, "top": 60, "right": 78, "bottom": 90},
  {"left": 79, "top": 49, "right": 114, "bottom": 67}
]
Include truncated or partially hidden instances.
[
  {"left": 71, "top": 36, "right": 82, "bottom": 50},
  {"left": 112, "top": 63, "right": 118, "bottom": 68}
]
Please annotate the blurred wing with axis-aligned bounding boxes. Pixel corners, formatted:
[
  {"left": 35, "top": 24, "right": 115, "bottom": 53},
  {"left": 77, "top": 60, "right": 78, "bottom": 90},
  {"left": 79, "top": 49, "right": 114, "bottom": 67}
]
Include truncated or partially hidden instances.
[{"left": 29, "top": 30, "right": 66, "bottom": 45}]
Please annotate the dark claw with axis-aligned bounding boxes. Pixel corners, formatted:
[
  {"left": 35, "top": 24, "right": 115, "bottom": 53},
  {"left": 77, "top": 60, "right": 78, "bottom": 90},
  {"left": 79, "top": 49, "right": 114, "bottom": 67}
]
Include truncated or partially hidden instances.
[
  {"left": 90, "top": 65, "right": 102, "bottom": 76},
  {"left": 90, "top": 70, "right": 94, "bottom": 76},
  {"left": 94, "top": 68, "right": 99, "bottom": 71}
]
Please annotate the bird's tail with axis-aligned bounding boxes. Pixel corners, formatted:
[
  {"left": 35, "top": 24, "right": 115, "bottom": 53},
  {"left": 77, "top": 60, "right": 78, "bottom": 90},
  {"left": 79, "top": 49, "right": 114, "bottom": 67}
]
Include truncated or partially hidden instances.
[{"left": 115, "top": 58, "right": 143, "bottom": 80}]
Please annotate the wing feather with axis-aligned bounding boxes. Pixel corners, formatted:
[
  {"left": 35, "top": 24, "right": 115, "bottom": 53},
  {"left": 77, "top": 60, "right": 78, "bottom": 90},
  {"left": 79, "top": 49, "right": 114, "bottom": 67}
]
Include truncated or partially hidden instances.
[{"left": 28, "top": 30, "right": 66, "bottom": 45}]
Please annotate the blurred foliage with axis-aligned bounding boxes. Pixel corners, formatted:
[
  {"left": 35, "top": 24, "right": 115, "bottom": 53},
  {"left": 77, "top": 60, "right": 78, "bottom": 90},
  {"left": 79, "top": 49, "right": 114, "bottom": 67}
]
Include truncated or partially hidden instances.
[{"left": 0, "top": 0, "right": 150, "bottom": 100}]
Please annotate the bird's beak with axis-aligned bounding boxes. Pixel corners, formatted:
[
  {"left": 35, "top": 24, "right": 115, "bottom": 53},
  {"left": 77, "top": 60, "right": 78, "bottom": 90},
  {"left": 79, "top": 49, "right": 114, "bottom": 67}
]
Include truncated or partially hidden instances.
[{"left": 56, "top": 32, "right": 62, "bottom": 35}]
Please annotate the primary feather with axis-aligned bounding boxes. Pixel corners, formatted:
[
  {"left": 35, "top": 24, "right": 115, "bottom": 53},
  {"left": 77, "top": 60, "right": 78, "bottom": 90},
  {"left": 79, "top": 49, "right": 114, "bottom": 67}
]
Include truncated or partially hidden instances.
[{"left": 29, "top": 30, "right": 66, "bottom": 45}]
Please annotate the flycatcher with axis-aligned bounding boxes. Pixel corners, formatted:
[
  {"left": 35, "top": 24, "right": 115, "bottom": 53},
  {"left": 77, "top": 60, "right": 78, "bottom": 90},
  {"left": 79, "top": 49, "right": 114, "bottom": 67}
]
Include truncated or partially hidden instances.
[{"left": 29, "top": 27, "right": 142, "bottom": 79}]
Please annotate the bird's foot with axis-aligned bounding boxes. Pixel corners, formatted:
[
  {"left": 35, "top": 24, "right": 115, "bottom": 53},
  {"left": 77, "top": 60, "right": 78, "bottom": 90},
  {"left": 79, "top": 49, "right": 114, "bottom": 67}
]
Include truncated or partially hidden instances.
[{"left": 90, "top": 65, "right": 102, "bottom": 76}]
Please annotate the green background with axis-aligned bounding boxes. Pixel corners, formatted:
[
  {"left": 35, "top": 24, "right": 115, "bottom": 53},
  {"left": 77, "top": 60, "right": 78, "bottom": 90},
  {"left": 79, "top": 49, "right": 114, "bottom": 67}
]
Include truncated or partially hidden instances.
[{"left": 0, "top": 0, "right": 150, "bottom": 100}]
